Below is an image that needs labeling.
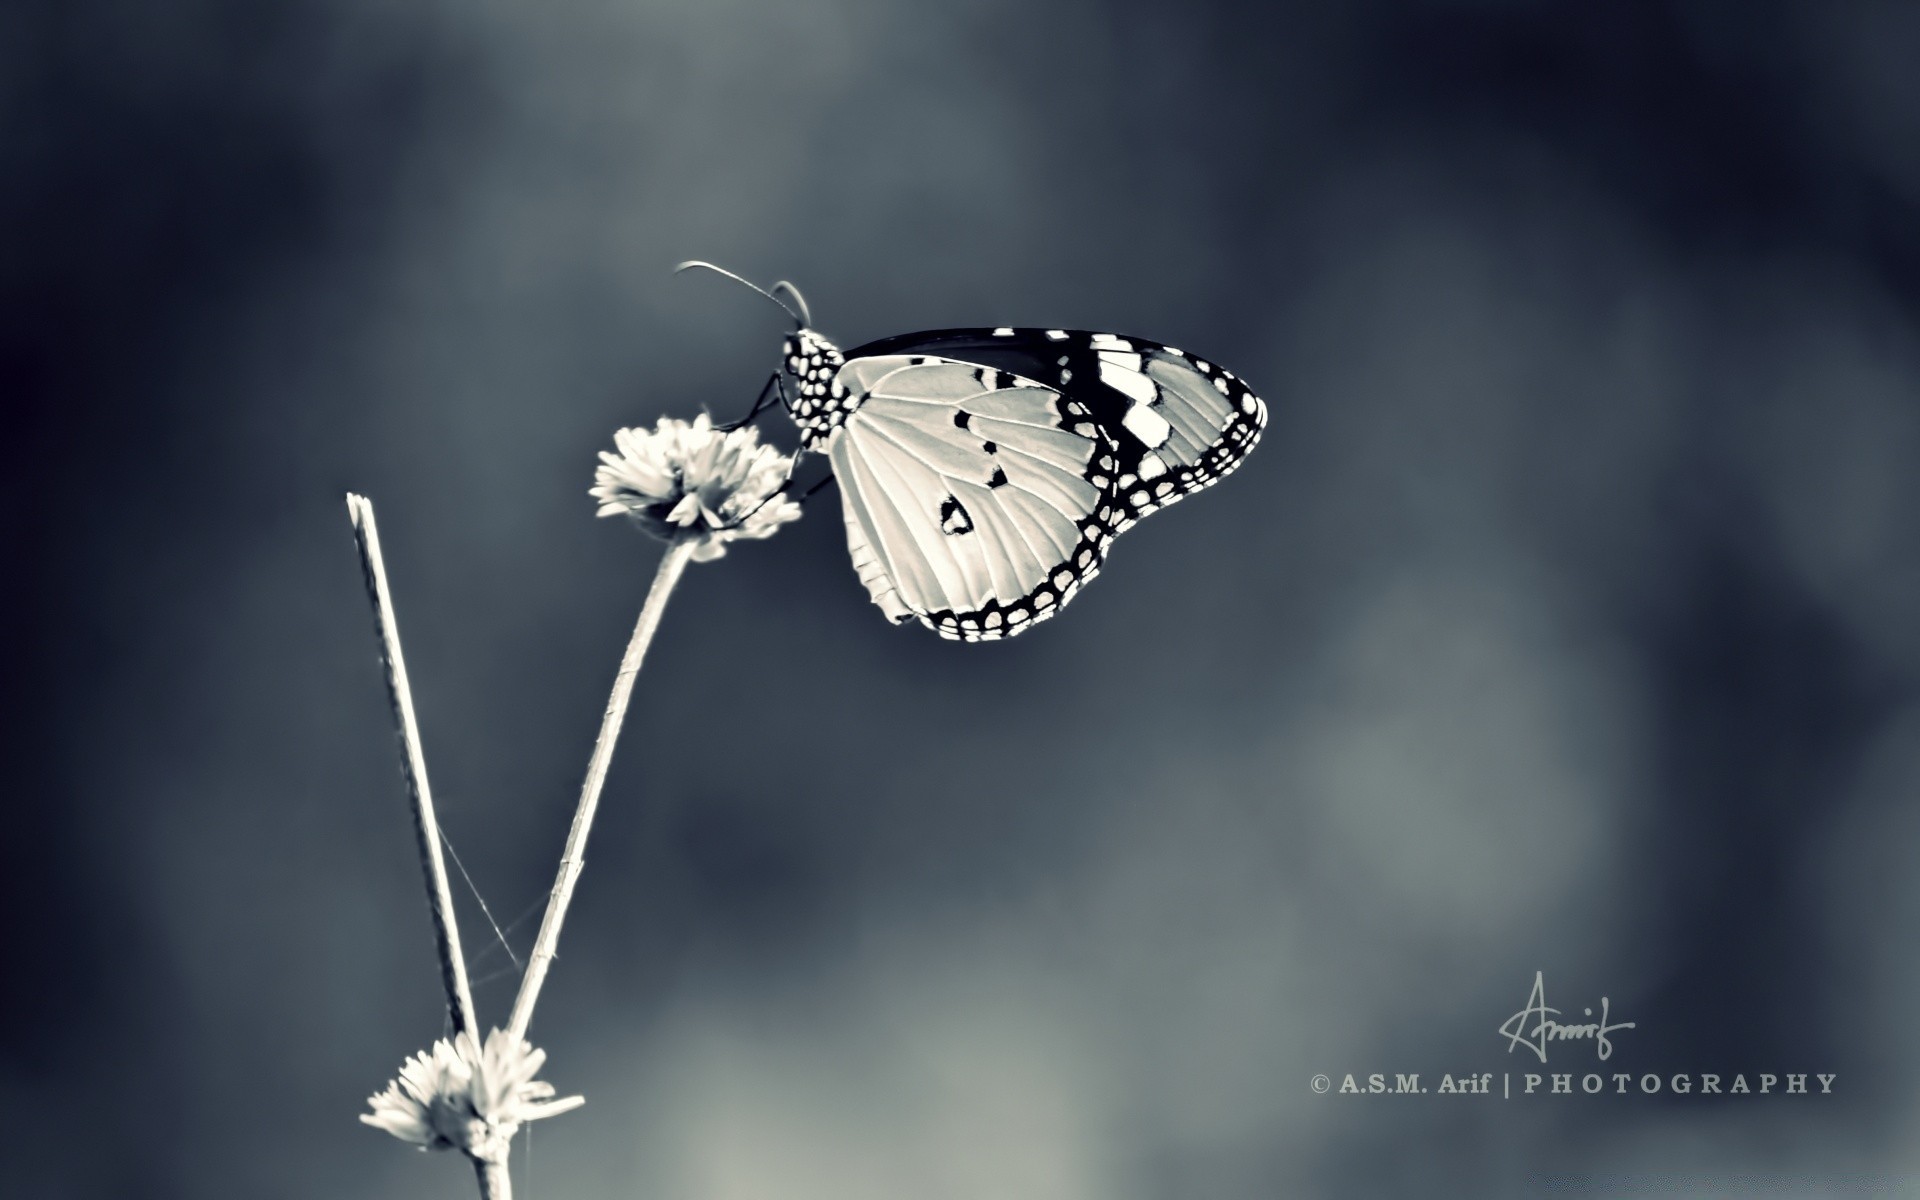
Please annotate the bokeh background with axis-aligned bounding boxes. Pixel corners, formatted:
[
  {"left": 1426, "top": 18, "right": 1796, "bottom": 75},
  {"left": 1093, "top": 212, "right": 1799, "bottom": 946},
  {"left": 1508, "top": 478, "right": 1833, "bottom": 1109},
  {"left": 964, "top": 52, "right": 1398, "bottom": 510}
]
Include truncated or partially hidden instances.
[{"left": 8, "top": 1, "right": 1920, "bottom": 1196}]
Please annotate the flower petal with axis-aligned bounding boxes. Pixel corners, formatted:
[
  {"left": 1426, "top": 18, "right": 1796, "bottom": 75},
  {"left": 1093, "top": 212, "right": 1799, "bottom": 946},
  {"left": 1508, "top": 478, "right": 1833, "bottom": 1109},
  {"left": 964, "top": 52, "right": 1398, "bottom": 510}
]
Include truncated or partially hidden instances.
[{"left": 592, "top": 413, "right": 804, "bottom": 553}]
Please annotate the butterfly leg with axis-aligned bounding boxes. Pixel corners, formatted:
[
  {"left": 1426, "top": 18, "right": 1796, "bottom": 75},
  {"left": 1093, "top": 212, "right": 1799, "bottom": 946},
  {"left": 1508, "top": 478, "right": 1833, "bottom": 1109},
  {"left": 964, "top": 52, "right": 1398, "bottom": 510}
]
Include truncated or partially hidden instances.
[
  {"left": 795, "top": 473, "right": 837, "bottom": 505},
  {"left": 771, "top": 460, "right": 837, "bottom": 509},
  {"left": 719, "top": 372, "right": 783, "bottom": 431},
  {"left": 717, "top": 436, "right": 829, "bottom": 530},
  {"left": 724, "top": 466, "right": 835, "bottom": 532}
]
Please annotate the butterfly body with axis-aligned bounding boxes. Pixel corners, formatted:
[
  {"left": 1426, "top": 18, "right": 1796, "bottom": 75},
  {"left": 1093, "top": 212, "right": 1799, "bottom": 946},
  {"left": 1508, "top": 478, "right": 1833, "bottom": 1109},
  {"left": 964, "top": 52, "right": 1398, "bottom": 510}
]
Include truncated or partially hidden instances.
[
  {"left": 778, "top": 324, "right": 1267, "bottom": 641},
  {"left": 783, "top": 328, "right": 855, "bottom": 451}
]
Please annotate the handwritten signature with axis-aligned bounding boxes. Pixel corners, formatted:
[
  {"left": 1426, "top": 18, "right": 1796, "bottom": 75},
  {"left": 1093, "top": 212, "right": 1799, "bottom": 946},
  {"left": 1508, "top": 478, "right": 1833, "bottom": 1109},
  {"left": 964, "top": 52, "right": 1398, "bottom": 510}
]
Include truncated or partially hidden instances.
[{"left": 1498, "top": 971, "right": 1636, "bottom": 1063}]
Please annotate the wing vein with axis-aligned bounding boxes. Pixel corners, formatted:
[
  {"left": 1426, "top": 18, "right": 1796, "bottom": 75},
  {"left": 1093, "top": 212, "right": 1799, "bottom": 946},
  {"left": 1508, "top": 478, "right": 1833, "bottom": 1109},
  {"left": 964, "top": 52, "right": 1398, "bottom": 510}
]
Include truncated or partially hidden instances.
[{"left": 839, "top": 428, "right": 951, "bottom": 612}]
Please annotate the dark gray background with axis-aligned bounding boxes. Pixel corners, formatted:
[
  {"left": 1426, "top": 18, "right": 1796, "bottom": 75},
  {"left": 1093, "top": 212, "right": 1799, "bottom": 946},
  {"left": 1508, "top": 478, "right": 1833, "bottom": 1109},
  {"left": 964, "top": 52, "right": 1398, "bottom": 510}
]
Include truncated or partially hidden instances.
[{"left": 8, "top": 1, "right": 1919, "bottom": 1197}]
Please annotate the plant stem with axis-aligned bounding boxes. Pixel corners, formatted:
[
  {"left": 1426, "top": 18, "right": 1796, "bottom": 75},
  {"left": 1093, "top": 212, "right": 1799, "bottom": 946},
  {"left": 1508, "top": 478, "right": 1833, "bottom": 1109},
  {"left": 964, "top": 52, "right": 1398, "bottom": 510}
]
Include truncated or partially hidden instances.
[
  {"left": 477, "top": 1158, "right": 511, "bottom": 1200},
  {"left": 507, "top": 536, "right": 697, "bottom": 1041},
  {"left": 347, "top": 494, "right": 481, "bottom": 1040}
]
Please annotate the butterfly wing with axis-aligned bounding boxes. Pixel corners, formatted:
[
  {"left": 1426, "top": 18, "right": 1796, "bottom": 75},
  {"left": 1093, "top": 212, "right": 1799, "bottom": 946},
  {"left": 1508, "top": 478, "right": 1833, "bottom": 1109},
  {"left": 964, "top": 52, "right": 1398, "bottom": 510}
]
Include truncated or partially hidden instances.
[
  {"left": 827, "top": 330, "right": 1267, "bottom": 640},
  {"left": 828, "top": 355, "right": 1120, "bottom": 640},
  {"left": 843, "top": 327, "right": 1267, "bottom": 525}
]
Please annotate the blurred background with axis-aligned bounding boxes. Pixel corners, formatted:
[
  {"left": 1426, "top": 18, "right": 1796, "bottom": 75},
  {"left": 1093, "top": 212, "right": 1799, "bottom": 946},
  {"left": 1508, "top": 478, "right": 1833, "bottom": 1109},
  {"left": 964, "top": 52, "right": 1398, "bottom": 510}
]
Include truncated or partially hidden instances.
[{"left": 7, "top": 1, "right": 1920, "bottom": 1196}]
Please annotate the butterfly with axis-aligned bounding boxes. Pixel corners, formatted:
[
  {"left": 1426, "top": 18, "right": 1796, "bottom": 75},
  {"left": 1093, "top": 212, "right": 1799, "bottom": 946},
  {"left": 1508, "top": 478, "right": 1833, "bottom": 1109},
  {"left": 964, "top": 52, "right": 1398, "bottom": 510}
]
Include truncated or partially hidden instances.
[{"left": 678, "top": 263, "right": 1268, "bottom": 641}]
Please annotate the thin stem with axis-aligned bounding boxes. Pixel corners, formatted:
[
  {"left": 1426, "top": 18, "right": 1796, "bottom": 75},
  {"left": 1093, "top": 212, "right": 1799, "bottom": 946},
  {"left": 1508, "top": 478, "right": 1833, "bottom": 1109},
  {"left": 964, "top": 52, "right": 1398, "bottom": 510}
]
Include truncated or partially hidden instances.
[
  {"left": 477, "top": 1158, "right": 511, "bottom": 1200},
  {"left": 347, "top": 494, "right": 481, "bottom": 1040},
  {"left": 507, "top": 536, "right": 697, "bottom": 1041}
]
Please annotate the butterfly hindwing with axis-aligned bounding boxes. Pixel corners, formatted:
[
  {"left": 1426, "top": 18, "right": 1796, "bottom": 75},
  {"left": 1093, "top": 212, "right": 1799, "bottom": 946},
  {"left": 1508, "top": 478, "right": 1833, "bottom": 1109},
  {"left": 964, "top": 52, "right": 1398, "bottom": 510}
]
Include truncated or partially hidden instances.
[{"left": 828, "top": 355, "right": 1122, "bottom": 641}]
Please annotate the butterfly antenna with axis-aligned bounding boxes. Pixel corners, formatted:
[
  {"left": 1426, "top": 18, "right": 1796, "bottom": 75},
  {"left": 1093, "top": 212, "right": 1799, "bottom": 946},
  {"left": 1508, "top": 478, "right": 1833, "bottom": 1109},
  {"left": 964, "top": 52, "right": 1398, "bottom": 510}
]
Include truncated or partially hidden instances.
[
  {"left": 673, "top": 260, "right": 806, "bottom": 328},
  {"left": 769, "top": 280, "right": 813, "bottom": 328}
]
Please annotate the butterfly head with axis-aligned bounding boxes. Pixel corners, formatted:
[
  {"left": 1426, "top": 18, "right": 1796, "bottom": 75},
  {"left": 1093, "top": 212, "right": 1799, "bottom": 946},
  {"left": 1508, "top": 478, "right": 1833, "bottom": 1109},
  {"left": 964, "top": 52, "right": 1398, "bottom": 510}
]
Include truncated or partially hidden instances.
[
  {"left": 671, "top": 262, "right": 859, "bottom": 451},
  {"left": 783, "top": 327, "right": 854, "bottom": 450}
]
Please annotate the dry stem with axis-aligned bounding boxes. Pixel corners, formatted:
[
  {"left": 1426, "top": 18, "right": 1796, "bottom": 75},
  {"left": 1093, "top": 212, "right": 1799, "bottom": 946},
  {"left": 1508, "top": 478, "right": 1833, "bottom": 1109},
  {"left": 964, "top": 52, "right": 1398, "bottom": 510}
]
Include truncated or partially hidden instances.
[{"left": 347, "top": 494, "right": 481, "bottom": 1039}]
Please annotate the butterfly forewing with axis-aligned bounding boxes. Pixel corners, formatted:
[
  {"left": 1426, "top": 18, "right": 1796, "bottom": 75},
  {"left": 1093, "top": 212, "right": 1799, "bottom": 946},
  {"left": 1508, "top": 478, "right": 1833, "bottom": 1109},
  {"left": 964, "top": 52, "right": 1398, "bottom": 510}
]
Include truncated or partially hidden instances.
[{"left": 843, "top": 327, "right": 1267, "bottom": 521}]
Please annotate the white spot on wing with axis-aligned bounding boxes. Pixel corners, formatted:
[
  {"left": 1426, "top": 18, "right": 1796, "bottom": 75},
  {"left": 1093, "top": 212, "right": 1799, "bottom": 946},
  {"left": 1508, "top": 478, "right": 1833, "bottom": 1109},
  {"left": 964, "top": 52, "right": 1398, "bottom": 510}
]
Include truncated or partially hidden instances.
[
  {"left": 1137, "top": 451, "right": 1168, "bottom": 480},
  {"left": 1122, "top": 403, "right": 1172, "bottom": 447},
  {"left": 1044, "top": 329, "right": 1067, "bottom": 340},
  {"left": 1097, "top": 350, "right": 1143, "bottom": 374},
  {"left": 992, "top": 327, "right": 1015, "bottom": 336},
  {"left": 1100, "top": 361, "right": 1158, "bottom": 405}
]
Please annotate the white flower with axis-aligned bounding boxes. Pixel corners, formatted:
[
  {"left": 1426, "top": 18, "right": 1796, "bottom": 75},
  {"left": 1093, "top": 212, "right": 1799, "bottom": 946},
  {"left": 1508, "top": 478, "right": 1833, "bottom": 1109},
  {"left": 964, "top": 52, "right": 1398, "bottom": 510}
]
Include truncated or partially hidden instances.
[
  {"left": 361, "top": 1029, "right": 585, "bottom": 1163},
  {"left": 591, "top": 413, "right": 803, "bottom": 561}
]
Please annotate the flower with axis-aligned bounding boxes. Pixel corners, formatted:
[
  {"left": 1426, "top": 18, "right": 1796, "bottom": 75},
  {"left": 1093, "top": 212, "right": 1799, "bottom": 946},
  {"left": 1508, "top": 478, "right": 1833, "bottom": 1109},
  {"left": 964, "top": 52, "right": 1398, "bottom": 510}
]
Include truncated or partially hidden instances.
[
  {"left": 361, "top": 1028, "right": 585, "bottom": 1163},
  {"left": 591, "top": 413, "right": 803, "bottom": 561}
]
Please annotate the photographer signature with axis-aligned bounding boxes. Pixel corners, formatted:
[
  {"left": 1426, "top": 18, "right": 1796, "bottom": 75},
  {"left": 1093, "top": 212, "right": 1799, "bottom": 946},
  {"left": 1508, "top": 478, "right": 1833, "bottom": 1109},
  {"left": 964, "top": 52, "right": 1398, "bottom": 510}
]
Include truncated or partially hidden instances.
[{"left": 1498, "top": 971, "right": 1636, "bottom": 1063}]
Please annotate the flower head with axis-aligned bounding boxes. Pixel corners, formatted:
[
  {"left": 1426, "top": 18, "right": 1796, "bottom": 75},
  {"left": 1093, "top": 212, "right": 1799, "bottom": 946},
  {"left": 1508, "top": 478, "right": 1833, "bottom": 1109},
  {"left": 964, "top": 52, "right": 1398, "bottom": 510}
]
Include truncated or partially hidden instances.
[
  {"left": 361, "top": 1028, "right": 584, "bottom": 1164},
  {"left": 591, "top": 413, "right": 803, "bottom": 561}
]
